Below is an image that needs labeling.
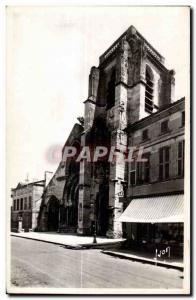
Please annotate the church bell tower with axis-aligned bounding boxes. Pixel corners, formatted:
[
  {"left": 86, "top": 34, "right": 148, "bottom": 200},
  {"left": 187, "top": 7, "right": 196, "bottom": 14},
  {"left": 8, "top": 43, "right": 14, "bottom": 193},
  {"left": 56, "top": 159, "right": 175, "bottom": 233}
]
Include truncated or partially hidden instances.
[{"left": 78, "top": 25, "right": 175, "bottom": 238}]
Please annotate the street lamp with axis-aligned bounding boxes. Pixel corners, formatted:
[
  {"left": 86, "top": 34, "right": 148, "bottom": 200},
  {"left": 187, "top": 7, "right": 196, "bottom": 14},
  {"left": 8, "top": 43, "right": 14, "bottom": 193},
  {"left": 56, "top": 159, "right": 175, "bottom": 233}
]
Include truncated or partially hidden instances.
[{"left": 93, "top": 219, "right": 97, "bottom": 244}]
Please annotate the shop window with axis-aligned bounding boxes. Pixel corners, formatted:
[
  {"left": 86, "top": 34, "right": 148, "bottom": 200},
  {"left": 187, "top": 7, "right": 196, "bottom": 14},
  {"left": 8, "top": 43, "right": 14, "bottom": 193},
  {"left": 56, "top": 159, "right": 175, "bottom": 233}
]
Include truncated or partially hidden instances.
[
  {"left": 28, "top": 196, "right": 32, "bottom": 209},
  {"left": 181, "top": 111, "right": 185, "bottom": 127},
  {"left": 145, "top": 65, "right": 154, "bottom": 113},
  {"left": 106, "top": 68, "right": 116, "bottom": 110},
  {"left": 155, "top": 223, "right": 184, "bottom": 244},
  {"left": 159, "top": 146, "right": 170, "bottom": 180},
  {"left": 20, "top": 198, "right": 23, "bottom": 210},
  {"left": 178, "top": 140, "right": 185, "bottom": 176},
  {"left": 160, "top": 120, "right": 169, "bottom": 134},
  {"left": 142, "top": 129, "right": 149, "bottom": 141}
]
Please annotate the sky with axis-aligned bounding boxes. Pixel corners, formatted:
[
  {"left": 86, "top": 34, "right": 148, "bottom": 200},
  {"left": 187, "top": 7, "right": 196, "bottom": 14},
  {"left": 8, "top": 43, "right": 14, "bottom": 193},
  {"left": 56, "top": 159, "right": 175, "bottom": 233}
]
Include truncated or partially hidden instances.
[{"left": 6, "top": 6, "right": 190, "bottom": 194}]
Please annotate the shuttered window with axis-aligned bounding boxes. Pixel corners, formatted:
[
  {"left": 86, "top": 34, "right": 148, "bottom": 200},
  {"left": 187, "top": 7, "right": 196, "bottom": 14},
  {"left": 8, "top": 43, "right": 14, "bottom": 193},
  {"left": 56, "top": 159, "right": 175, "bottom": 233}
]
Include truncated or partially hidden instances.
[
  {"left": 130, "top": 152, "right": 150, "bottom": 185},
  {"left": 145, "top": 66, "right": 154, "bottom": 113},
  {"left": 159, "top": 146, "right": 170, "bottom": 180},
  {"left": 178, "top": 140, "right": 185, "bottom": 176}
]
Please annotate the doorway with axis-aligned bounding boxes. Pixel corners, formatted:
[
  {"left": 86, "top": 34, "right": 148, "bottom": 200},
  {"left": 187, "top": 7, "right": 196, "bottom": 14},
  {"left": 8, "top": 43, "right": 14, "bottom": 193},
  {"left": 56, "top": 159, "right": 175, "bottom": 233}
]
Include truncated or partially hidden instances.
[
  {"left": 96, "top": 184, "right": 109, "bottom": 236},
  {"left": 47, "top": 196, "right": 59, "bottom": 231}
]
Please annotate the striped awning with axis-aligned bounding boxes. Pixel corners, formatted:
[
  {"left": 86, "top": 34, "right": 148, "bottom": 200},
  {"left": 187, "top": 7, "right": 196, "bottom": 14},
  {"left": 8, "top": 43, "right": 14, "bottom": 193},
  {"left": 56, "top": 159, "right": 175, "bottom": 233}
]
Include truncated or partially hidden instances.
[{"left": 118, "top": 194, "right": 184, "bottom": 223}]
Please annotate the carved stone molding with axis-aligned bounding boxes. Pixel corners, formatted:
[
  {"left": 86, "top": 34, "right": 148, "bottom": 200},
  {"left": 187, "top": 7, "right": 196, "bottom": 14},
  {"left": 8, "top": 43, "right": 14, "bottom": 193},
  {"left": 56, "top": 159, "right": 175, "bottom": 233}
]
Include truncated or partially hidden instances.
[
  {"left": 116, "top": 39, "right": 129, "bottom": 84},
  {"left": 127, "top": 33, "right": 142, "bottom": 86}
]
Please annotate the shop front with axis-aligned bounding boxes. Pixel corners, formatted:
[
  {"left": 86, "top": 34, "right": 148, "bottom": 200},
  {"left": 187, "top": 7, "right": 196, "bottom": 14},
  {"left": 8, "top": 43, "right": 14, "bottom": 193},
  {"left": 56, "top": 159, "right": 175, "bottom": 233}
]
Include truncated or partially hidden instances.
[{"left": 119, "top": 194, "right": 184, "bottom": 259}]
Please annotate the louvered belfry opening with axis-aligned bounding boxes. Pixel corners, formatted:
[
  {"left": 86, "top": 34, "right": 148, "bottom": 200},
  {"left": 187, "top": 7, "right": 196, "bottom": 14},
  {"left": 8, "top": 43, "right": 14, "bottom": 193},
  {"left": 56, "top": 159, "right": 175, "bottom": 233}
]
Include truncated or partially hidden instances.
[
  {"left": 145, "top": 65, "right": 154, "bottom": 113},
  {"left": 106, "top": 68, "right": 116, "bottom": 110}
]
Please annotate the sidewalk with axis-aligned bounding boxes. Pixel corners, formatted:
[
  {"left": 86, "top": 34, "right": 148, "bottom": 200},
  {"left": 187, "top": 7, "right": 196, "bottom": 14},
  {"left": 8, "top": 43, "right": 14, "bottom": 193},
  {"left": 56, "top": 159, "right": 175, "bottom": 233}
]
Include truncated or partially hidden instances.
[
  {"left": 102, "top": 248, "right": 183, "bottom": 271},
  {"left": 11, "top": 232, "right": 126, "bottom": 249}
]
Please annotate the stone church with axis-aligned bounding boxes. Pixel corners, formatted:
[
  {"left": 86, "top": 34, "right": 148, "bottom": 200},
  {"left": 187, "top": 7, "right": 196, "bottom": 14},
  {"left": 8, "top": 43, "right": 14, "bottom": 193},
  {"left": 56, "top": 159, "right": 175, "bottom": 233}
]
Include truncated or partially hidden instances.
[{"left": 38, "top": 25, "right": 185, "bottom": 253}]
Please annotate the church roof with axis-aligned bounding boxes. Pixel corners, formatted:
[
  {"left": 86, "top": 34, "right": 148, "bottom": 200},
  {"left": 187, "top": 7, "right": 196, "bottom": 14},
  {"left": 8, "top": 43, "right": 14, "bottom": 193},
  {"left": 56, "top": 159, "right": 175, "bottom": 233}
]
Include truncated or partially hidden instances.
[{"left": 99, "top": 25, "right": 165, "bottom": 66}]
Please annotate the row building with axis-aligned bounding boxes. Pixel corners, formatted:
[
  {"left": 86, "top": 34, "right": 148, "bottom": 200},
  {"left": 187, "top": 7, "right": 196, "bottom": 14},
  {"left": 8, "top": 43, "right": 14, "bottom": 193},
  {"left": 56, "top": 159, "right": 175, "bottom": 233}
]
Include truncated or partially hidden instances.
[{"left": 11, "top": 172, "right": 53, "bottom": 232}]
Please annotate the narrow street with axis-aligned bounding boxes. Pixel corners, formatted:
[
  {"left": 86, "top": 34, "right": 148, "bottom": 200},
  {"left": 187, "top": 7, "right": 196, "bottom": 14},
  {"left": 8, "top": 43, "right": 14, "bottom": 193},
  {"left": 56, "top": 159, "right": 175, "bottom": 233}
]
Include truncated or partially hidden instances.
[{"left": 11, "top": 236, "right": 183, "bottom": 289}]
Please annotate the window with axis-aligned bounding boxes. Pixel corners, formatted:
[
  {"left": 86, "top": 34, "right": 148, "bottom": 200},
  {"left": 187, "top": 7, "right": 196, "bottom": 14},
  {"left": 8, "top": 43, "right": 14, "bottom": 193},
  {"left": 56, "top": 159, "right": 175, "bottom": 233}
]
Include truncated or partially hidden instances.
[
  {"left": 136, "top": 160, "right": 143, "bottom": 184},
  {"left": 13, "top": 200, "right": 16, "bottom": 211},
  {"left": 178, "top": 140, "right": 185, "bottom": 176},
  {"left": 130, "top": 160, "right": 136, "bottom": 185},
  {"left": 142, "top": 129, "right": 149, "bottom": 141},
  {"left": 20, "top": 198, "right": 23, "bottom": 210},
  {"left": 145, "top": 65, "right": 154, "bottom": 113},
  {"left": 106, "top": 68, "right": 116, "bottom": 110},
  {"left": 143, "top": 153, "right": 150, "bottom": 183},
  {"left": 181, "top": 111, "right": 185, "bottom": 127},
  {"left": 17, "top": 199, "right": 20, "bottom": 210},
  {"left": 159, "top": 146, "right": 170, "bottom": 180},
  {"left": 136, "top": 153, "right": 150, "bottom": 184},
  {"left": 130, "top": 153, "right": 150, "bottom": 185},
  {"left": 28, "top": 196, "right": 32, "bottom": 209},
  {"left": 161, "top": 120, "right": 169, "bottom": 134},
  {"left": 24, "top": 197, "right": 27, "bottom": 210}
]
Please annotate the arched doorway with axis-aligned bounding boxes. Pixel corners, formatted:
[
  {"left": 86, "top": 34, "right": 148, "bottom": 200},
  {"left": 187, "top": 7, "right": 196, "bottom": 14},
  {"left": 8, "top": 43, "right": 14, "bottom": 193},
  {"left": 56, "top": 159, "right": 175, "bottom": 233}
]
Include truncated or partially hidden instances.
[
  {"left": 96, "top": 183, "right": 109, "bottom": 236},
  {"left": 47, "top": 196, "right": 59, "bottom": 231},
  {"left": 61, "top": 140, "right": 80, "bottom": 232},
  {"left": 66, "top": 176, "right": 79, "bottom": 229},
  {"left": 62, "top": 174, "right": 79, "bottom": 232},
  {"left": 89, "top": 120, "right": 110, "bottom": 237}
]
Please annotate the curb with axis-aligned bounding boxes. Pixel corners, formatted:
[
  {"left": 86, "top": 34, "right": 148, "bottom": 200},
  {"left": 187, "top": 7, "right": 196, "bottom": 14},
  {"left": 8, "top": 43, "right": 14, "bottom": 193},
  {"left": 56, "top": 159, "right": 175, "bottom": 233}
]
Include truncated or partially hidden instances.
[
  {"left": 101, "top": 250, "right": 184, "bottom": 271},
  {"left": 79, "top": 241, "right": 124, "bottom": 249},
  {"left": 11, "top": 234, "right": 124, "bottom": 250},
  {"left": 11, "top": 234, "right": 83, "bottom": 249}
]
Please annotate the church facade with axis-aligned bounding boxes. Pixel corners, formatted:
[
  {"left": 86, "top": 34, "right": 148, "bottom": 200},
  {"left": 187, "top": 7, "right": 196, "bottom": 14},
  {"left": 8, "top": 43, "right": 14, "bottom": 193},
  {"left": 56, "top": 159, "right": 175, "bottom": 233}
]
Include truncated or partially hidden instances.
[{"left": 37, "top": 26, "right": 185, "bottom": 254}]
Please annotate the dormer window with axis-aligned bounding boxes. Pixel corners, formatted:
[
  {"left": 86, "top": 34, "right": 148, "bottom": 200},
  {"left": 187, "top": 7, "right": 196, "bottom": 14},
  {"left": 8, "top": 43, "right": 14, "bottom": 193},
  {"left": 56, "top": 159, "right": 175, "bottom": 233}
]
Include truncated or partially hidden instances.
[
  {"left": 106, "top": 68, "right": 116, "bottom": 110},
  {"left": 145, "top": 65, "right": 154, "bottom": 113}
]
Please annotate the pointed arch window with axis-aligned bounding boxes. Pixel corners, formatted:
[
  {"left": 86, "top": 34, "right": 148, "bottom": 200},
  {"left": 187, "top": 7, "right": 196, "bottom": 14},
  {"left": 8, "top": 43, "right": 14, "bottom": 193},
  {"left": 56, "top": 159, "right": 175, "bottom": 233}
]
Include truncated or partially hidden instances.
[{"left": 145, "top": 65, "right": 154, "bottom": 113}]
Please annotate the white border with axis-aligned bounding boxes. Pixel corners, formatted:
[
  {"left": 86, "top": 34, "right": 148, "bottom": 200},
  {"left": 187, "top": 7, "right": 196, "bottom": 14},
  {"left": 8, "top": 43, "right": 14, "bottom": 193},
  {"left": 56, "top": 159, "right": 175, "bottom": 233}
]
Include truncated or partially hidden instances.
[{"left": 1, "top": 0, "right": 194, "bottom": 298}]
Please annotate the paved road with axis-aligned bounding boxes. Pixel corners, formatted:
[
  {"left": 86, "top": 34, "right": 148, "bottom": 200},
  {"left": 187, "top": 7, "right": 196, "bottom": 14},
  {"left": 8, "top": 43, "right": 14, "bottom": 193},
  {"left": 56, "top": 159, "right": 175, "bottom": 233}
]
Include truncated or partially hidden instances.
[{"left": 11, "top": 236, "right": 183, "bottom": 289}]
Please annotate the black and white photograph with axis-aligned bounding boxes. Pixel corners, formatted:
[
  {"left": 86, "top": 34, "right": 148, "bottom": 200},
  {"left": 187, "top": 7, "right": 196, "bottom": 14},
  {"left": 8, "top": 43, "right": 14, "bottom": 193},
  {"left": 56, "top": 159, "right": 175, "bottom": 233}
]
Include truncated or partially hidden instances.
[{"left": 5, "top": 4, "right": 190, "bottom": 295}]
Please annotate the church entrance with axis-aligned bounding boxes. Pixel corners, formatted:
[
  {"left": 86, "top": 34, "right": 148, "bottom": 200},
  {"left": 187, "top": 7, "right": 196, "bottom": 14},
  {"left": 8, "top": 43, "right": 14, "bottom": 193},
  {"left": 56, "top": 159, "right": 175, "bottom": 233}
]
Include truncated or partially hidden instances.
[
  {"left": 47, "top": 196, "right": 59, "bottom": 231},
  {"left": 62, "top": 173, "right": 79, "bottom": 233},
  {"left": 96, "top": 184, "right": 109, "bottom": 236},
  {"left": 65, "top": 185, "right": 79, "bottom": 229}
]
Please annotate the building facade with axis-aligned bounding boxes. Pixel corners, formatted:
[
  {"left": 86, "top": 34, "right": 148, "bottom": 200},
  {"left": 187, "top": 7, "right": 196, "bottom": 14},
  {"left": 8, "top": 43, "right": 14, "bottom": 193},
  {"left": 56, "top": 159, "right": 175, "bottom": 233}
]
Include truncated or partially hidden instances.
[
  {"left": 11, "top": 172, "right": 52, "bottom": 232},
  {"left": 120, "top": 98, "right": 184, "bottom": 256},
  {"left": 37, "top": 25, "right": 185, "bottom": 255}
]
